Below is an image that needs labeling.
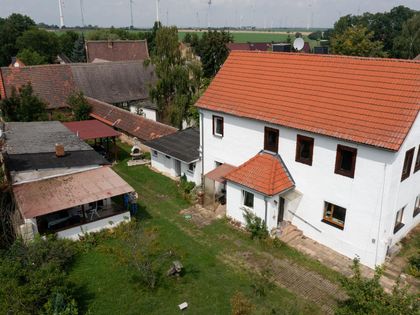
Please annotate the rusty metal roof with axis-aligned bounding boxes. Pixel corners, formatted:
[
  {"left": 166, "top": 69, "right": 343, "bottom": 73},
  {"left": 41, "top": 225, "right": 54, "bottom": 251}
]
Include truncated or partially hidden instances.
[
  {"left": 63, "top": 120, "right": 120, "bottom": 140},
  {"left": 13, "top": 167, "right": 134, "bottom": 219},
  {"left": 205, "top": 163, "right": 237, "bottom": 183}
]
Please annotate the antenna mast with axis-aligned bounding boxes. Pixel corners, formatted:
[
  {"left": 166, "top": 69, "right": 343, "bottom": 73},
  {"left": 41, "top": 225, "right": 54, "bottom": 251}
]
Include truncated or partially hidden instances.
[
  {"left": 207, "top": 0, "right": 212, "bottom": 29},
  {"left": 130, "top": 0, "right": 134, "bottom": 28},
  {"left": 58, "top": 0, "right": 65, "bottom": 28},
  {"left": 80, "top": 0, "right": 85, "bottom": 27}
]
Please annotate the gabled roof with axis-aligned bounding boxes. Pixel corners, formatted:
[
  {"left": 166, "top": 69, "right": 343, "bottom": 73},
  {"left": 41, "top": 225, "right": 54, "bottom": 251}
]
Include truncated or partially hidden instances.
[
  {"left": 144, "top": 128, "right": 199, "bottom": 163},
  {"left": 13, "top": 166, "right": 134, "bottom": 219},
  {"left": 86, "top": 40, "right": 149, "bottom": 63},
  {"left": 0, "top": 64, "right": 77, "bottom": 109},
  {"left": 225, "top": 151, "right": 295, "bottom": 196},
  {"left": 196, "top": 51, "right": 420, "bottom": 151},
  {"left": 70, "top": 61, "right": 156, "bottom": 104},
  {"left": 88, "top": 97, "right": 177, "bottom": 141},
  {"left": 63, "top": 120, "right": 120, "bottom": 140}
]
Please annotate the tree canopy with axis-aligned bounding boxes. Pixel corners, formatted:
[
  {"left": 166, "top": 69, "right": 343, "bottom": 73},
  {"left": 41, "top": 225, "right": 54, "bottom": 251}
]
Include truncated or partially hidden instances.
[
  {"left": 16, "top": 28, "right": 61, "bottom": 64},
  {"left": 67, "top": 92, "right": 91, "bottom": 121},
  {"left": 0, "top": 83, "right": 48, "bottom": 122}
]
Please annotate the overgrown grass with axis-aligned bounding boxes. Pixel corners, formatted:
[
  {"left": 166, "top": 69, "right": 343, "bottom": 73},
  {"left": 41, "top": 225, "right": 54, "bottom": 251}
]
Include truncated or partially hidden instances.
[{"left": 68, "top": 144, "right": 340, "bottom": 314}]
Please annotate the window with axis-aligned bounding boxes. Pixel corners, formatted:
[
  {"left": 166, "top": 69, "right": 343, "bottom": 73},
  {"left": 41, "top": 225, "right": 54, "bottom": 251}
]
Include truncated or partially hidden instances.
[
  {"left": 401, "top": 148, "right": 415, "bottom": 181},
  {"left": 296, "top": 135, "right": 314, "bottom": 166},
  {"left": 213, "top": 115, "right": 224, "bottom": 137},
  {"left": 264, "top": 127, "right": 279, "bottom": 153},
  {"left": 152, "top": 150, "right": 158, "bottom": 157},
  {"left": 414, "top": 195, "right": 420, "bottom": 218},
  {"left": 394, "top": 206, "right": 405, "bottom": 234},
  {"left": 242, "top": 190, "right": 254, "bottom": 209},
  {"left": 322, "top": 202, "right": 346, "bottom": 230},
  {"left": 335, "top": 145, "right": 357, "bottom": 178},
  {"left": 165, "top": 155, "right": 171, "bottom": 159},
  {"left": 188, "top": 163, "right": 195, "bottom": 173},
  {"left": 414, "top": 145, "right": 420, "bottom": 173}
]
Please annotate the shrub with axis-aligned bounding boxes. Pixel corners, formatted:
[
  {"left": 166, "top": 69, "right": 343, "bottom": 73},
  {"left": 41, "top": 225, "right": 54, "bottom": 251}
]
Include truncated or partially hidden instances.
[
  {"left": 180, "top": 174, "right": 196, "bottom": 194},
  {"left": 242, "top": 208, "right": 268, "bottom": 240},
  {"left": 407, "top": 253, "right": 420, "bottom": 277},
  {"left": 230, "top": 291, "right": 254, "bottom": 315},
  {"left": 67, "top": 92, "right": 91, "bottom": 121}
]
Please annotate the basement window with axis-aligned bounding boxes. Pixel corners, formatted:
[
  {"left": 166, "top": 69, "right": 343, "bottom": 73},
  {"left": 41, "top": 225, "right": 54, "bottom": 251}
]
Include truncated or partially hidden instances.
[
  {"left": 401, "top": 148, "right": 415, "bottom": 181},
  {"left": 322, "top": 202, "right": 346, "bottom": 230},
  {"left": 414, "top": 145, "right": 420, "bottom": 173},
  {"left": 264, "top": 127, "right": 279, "bottom": 153},
  {"left": 296, "top": 135, "right": 314, "bottom": 166},
  {"left": 394, "top": 206, "right": 405, "bottom": 234},
  {"left": 152, "top": 150, "right": 158, "bottom": 157},
  {"left": 335, "top": 145, "right": 357, "bottom": 178},
  {"left": 242, "top": 190, "right": 254, "bottom": 209},
  {"left": 414, "top": 195, "right": 420, "bottom": 218},
  {"left": 213, "top": 115, "right": 224, "bottom": 137}
]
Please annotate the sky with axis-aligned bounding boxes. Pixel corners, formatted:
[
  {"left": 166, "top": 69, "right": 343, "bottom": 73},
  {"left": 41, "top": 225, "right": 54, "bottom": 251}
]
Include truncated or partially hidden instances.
[{"left": 0, "top": 0, "right": 419, "bottom": 29}]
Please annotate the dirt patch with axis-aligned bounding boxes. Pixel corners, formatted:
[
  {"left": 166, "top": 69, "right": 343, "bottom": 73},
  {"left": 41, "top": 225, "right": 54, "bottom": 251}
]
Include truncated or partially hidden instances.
[{"left": 180, "top": 205, "right": 225, "bottom": 228}]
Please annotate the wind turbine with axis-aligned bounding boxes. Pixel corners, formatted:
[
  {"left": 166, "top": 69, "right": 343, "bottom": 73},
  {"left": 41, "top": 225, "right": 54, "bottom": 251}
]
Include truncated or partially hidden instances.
[
  {"left": 156, "top": 0, "right": 160, "bottom": 23},
  {"left": 80, "top": 0, "right": 85, "bottom": 27},
  {"left": 58, "top": 0, "right": 65, "bottom": 28},
  {"left": 207, "top": 0, "right": 212, "bottom": 29},
  {"left": 130, "top": 0, "right": 134, "bottom": 28}
]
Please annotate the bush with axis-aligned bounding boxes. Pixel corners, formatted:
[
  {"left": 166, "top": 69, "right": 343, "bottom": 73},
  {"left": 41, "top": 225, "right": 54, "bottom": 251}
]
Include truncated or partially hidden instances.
[
  {"left": 336, "top": 258, "right": 419, "bottom": 315},
  {"left": 407, "top": 253, "right": 420, "bottom": 277},
  {"left": 67, "top": 92, "right": 91, "bottom": 121},
  {"left": 243, "top": 208, "right": 268, "bottom": 240},
  {"left": 180, "top": 174, "right": 196, "bottom": 194}
]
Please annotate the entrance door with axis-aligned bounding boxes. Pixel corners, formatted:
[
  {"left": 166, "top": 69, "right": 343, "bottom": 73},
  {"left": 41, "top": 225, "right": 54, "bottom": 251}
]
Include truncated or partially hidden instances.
[
  {"left": 278, "top": 197, "right": 285, "bottom": 225},
  {"left": 174, "top": 160, "right": 181, "bottom": 177}
]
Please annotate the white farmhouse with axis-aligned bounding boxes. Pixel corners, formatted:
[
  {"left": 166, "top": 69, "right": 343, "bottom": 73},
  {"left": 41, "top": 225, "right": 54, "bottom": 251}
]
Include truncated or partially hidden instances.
[{"left": 196, "top": 51, "right": 420, "bottom": 268}]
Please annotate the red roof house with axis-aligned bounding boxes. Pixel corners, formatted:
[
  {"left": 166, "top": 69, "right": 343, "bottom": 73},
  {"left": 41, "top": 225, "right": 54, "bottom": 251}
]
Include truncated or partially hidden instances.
[{"left": 86, "top": 40, "right": 149, "bottom": 63}]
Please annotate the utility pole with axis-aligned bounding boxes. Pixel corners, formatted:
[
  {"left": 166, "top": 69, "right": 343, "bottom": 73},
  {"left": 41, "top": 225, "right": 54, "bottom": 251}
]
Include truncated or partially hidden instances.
[{"left": 58, "top": 0, "right": 65, "bottom": 28}]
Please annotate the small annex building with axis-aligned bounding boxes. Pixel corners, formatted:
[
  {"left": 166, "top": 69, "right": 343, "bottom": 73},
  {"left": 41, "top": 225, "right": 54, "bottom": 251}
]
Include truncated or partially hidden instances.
[
  {"left": 4, "top": 121, "right": 135, "bottom": 240},
  {"left": 144, "top": 128, "right": 201, "bottom": 185}
]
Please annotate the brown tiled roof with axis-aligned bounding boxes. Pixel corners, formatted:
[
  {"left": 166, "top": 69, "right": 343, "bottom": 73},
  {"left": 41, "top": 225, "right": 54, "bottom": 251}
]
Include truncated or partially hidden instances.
[
  {"left": 225, "top": 151, "right": 295, "bottom": 196},
  {"left": 86, "top": 40, "right": 149, "bottom": 63},
  {"left": 227, "top": 42, "right": 272, "bottom": 52},
  {"left": 196, "top": 51, "right": 420, "bottom": 151},
  {"left": 0, "top": 64, "right": 76, "bottom": 109},
  {"left": 87, "top": 97, "right": 177, "bottom": 141}
]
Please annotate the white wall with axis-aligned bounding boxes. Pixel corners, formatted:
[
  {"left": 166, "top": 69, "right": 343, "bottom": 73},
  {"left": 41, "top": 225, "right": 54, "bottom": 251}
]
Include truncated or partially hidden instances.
[
  {"left": 57, "top": 212, "right": 131, "bottom": 240},
  {"left": 129, "top": 105, "right": 157, "bottom": 121},
  {"left": 200, "top": 109, "right": 420, "bottom": 268},
  {"left": 150, "top": 150, "right": 202, "bottom": 185}
]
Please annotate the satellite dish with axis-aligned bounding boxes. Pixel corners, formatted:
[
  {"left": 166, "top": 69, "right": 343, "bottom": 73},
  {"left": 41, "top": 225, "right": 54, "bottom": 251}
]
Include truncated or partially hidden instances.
[{"left": 293, "top": 37, "right": 305, "bottom": 51}]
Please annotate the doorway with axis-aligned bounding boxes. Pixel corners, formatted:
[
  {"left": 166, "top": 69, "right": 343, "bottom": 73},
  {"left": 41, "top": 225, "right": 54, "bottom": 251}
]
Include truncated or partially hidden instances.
[
  {"left": 174, "top": 160, "right": 181, "bottom": 177},
  {"left": 278, "top": 197, "right": 285, "bottom": 225}
]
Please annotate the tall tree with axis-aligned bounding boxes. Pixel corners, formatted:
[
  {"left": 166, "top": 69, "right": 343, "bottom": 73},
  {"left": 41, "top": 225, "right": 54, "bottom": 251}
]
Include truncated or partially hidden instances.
[
  {"left": 0, "top": 14, "right": 35, "bottom": 66},
  {"left": 0, "top": 83, "right": 48, "bottom": 122},
  {"left": 58, "top": 30, "right": 79, "bottom": 57},
  {"left": 331, "top": 25, "right": 386, "bottom": 57},
  {"left": 149, "top": 26, "right": 202, "bottom": 128},
  {"left": 71, "top": 34, "right": 86, "bottom": 62},
  {"left": 16, "top": 28, "right": 60, "bottom": 63},
  {"left": 67, "top": 92, "right": 91, "bottom": 120},
  {"left": 393, "top": 14, "right": 420, "bottom": 59},
  {"left": 16, "top": 48, "right": 47, "bottom": 65}
]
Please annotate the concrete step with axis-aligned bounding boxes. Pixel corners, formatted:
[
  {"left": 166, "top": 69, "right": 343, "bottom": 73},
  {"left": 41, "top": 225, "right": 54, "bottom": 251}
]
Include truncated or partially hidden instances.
[{"left": 281, "top": 229, "right": 303, "bottom": 243}]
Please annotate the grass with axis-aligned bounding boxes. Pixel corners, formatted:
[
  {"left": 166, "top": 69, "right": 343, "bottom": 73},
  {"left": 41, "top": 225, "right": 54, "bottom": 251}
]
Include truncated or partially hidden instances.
[{"left": 68, "top": 143, "right": 341, "bottom": 314}]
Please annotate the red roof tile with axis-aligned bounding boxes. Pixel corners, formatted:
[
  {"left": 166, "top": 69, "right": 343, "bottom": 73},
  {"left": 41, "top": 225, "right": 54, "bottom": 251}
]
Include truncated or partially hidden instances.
[
  {"left": 0, "top": 64, "right": 76, "bottom": 109},
  {"left": 87, "top": 97, "right": 177, "bottom": 141},
  {"left": 225, "top": 151, "right": 295, "bottom": 196},
  {"left": 86, "top": 40, "right": 149, "bottom": 63},
  {"left": 196, "top": 51, "right": 420, "bottom": 151},
  {"left": 63, "top": 120, "right": 121, "bottom": 140}
]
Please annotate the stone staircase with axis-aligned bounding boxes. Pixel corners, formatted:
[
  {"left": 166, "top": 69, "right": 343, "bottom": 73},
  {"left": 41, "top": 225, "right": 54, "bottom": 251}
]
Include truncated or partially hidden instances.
[{"left": 274, "top": 221, "right": 304, "bottom": 244}]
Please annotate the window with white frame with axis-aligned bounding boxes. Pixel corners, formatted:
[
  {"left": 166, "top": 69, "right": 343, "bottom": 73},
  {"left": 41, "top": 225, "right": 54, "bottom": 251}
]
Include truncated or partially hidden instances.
[
  {"left": 213, "top": 115, "right": 224, "bottom": 137},
  {"left": 394, "top": 206, "right": 405, "bottom": 234},
  {"left": 188, "top": 163, "right": 195, "bottom": 173},
  {"left": 414, "top": 195, "right": 420, "bottom": 218},
  {"left": 242, "top": 190, "right": 254, "bottom": 209}
]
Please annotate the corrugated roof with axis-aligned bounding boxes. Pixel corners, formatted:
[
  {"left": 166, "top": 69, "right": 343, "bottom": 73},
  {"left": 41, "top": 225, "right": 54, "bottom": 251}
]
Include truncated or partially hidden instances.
[
  {"left": 0, "top": 64, "right": 76, "bottom": 109},
  {"left": 70, "top": 61, "right": 156, "bottom": 104},
  {"left": 205, "top": 163, "right": 237, "bottom": 183},
  {"left": 144, "top": 128, "right": 199, "bottom": 163},
  {"left": 88, "top": 97, "right": 177, "bottom": 141},
  {"left": 225, "top": 151, "right": 295, "bottom": 196},
  {"left": 13, "top": 167, "right": 134, "bottom": 219},
  {"left": 63, "top": 120, "right": 120, "bottom": 140},
  {"left": 86, "top": 40, "right": 149, "bottom": 63},
  {"left": 196, "top": 51, "right": 420, "bottom": 151}
]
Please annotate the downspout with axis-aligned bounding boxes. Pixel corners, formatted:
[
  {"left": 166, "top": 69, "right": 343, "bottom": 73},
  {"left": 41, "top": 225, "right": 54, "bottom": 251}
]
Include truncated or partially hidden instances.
[
  {"left": 264, "top": 197, "right": 268, "bottom": 226},
  {"left": 200, "top": 111, "right": 204, "bottom": 187},
  {"left": 375, "top": 162, "right": 388, "bottom": 266}
]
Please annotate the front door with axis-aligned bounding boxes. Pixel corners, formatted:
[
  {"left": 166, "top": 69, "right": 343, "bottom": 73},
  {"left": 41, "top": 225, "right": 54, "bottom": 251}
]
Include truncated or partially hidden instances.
[
  {"left": 174, "top": 160, "right": 181, "bottom": 177},
  {"left": 278, "top": 197, "right": 285, "bottom": 225}
]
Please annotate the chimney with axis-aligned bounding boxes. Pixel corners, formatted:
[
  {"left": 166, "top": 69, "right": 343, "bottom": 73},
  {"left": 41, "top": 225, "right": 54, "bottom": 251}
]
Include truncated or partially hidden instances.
[{"left": 55, "top": 144, "right": 65, "bottom": 157}]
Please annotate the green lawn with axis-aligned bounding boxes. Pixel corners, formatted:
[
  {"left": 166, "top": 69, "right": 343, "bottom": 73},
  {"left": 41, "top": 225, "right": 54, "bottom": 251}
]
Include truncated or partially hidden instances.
[{"left": 68, "top": 144, "right": 340, "bottom": 314}]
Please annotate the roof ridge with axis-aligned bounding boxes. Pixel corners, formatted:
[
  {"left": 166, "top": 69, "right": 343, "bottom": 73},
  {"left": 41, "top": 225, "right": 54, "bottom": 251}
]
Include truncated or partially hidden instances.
[{"left": 230, "top": 50, "right": 420, "bottom": 64}]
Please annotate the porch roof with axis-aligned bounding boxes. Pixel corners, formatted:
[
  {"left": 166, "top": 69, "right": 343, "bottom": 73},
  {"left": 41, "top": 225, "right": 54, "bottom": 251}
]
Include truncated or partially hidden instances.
[
  {"left": 205, "top": 163, "right": 237, "bottom": 183},
  {"left": 63, "top": 120, "right": 120, "bottom": 140},
  {"left": 225, "top": 151, "right": 295, "bottom": 196},
  {"left": 13, "top": 167, "right": 134, "bottom": 219}
]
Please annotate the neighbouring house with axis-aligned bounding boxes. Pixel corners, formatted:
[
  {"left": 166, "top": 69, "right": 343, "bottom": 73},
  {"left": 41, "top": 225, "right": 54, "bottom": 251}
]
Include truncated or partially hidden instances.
[
  {"left": 87, "top": 97, "right": 177, "bottom": 150},
  {"left": 85, "top": 40, "right": 149, "bottom": 63},
  {"left": 144, "top": 128, "right": 201, "bottom": 184},
  {"left": 227, "top": 42, "right": 272, "bottom": 51},
  {"left": 9, "top": 57, "right": 26, "bottom": 68},
  {"left": 0, "top": 61, "right": 159, "bottom": 121},
  {"left": 4, "top": 121, "right": 135, "bottom": 240},
  {"left": 196, "top": 51, "right": 420, "bottom": 268}
]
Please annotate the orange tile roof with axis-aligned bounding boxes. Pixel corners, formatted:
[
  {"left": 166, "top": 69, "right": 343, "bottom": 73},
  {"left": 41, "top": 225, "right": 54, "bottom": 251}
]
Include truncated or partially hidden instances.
[
  {"left": 225, "top": 151, "right": 295, "bottom": 196},
  {"left": 196, "top": 51, "right": 420, "bottom": 151}
]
